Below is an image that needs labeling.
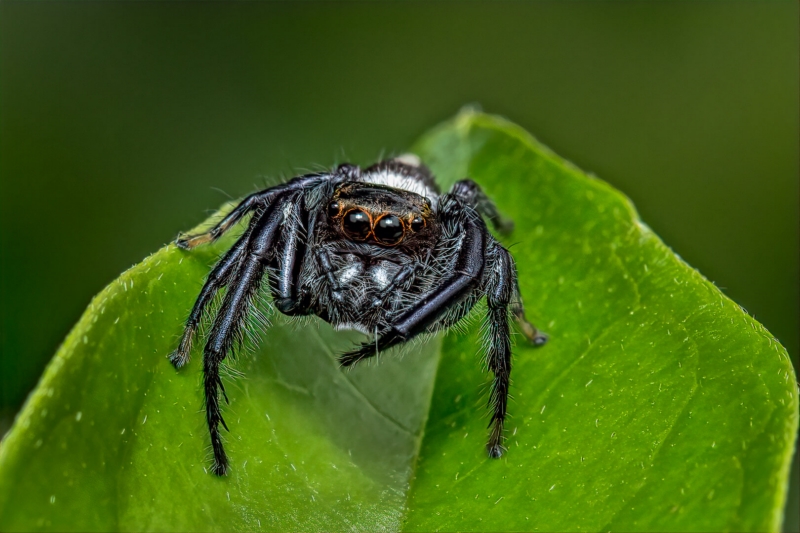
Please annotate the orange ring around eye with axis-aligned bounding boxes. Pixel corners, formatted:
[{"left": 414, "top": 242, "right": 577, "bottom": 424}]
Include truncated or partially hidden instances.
[
  {"left": 341, "top": 208, "right": 373, "bottom": 240},
  {"left": 373, "top": 214, "right": 405, "bottom": 246}
]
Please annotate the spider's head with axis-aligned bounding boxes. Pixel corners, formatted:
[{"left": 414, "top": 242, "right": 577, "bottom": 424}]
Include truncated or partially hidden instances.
[{"left": 327, "top": 182, "right": 436, "bottom": 247}]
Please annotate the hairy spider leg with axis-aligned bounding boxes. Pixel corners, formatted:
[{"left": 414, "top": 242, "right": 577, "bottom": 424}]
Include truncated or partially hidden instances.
[
  {"left": 338, "top": 208, "right": 486, "bottom": 366},
  {"left": 510, "top": 276, "right": 548, "bottom": 346},
  {"left": 176, "top": 173, "right": 326, "bottom": 250},
  {"left": 450, "top": 179, "right": 515, "bottom": 234},
  {"left": 169, "top": 227, "right": 252, "bottom": 368},
  {"left": 452, "top": 179, "right": 547, "bottom": 346},
  {"left": 176, "top": 191, "right": 273, "bottom": 250},
  {"left": 203, "top": 194, "right": 292, "bottom": 476},
  {"left": 484, "top": 245, "right": 518, "bottom": 458},
  {"left": 271, "top": 197, "right": 312, "bottom": 315},
  {"left": 451, "top": 180, "right": 547, "bottom": 454}
]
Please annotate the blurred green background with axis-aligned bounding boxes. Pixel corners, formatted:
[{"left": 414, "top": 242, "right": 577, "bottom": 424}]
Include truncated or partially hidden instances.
[{"left": 1, "top": 1, "right": 797, "bottom": 530}]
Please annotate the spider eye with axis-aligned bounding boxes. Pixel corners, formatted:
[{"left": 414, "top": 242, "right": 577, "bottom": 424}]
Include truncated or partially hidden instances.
[
  {"left": 374, "top": 215, "right": 405, "bottom": 245},
  {"left": 342, "top": 209, "right": 371, "bottom": 240},
  {"left": 328, "top": 201, "right": 341, "bottom": 218},
  {"left": 410, "top": 216, "right": 425, "bottom": 232}
]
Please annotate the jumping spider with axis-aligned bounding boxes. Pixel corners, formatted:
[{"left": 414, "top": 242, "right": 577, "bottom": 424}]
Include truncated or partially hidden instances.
[{"left": 170, "top": 155, "right": 547, "bottom": 475}]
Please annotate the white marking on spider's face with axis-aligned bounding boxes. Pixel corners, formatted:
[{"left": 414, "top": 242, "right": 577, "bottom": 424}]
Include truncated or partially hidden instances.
[
  {"left": 282, "top": 202, "right": 293, "bottom": 222},
  {"left": 335, "top": 263, "right": 363, "bottom": 286},
  {"left": 370, "top": 265, "right": 391, "bottom": 290},
  {"left": 363, "top": 170, "right": 438, "bottom": 206}
]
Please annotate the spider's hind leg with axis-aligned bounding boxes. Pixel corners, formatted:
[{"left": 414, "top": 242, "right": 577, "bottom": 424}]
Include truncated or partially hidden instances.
[
  {"left": 176, "top": 190, "right": 272, "bottom": 250},
  {"left": 450, "top": 179, "right": 514, "bottom": 234},
  {"left": 177, "top": 172, "right": 334, "bottom": 250},
  {"left": 510, "top": 278, "right": 548, "bottom": 347}
]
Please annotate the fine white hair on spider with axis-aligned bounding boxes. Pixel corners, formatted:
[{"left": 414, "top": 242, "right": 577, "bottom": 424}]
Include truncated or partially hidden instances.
[{"left": 168, "top": 156, "right": 548, "bottom": 476}]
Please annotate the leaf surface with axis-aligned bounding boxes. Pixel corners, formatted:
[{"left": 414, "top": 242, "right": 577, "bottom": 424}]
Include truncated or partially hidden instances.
[
  {"left": 0, "top": 211, "right": 441, "bottom": 532},
  {"left": 403, "top": 113, "right": 798, "bottom": 532},
  {"left": 0, "top": 111, "right": 795, "bottom": 532}
]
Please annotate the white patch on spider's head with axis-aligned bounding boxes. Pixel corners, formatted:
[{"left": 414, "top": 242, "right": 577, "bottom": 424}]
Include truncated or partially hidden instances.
[{"left": 363, "top": 168, "right": 438, "bottom": 205}]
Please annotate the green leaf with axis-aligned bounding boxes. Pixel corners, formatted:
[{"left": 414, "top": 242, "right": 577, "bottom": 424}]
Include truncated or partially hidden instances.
[
  {"left": 0, "top": 111, "right": 796, "bottom": 532},
  {"left": 404, "top": 112, "right": 798, "bottom": 531},
  {"left": 0, "top": 220, "right": 441, "bottom": 531}
]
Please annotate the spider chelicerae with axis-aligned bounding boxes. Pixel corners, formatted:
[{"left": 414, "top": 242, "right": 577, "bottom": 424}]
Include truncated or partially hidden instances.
[{"left": 169, "top": 155, "right": 547, "bottom": 475}]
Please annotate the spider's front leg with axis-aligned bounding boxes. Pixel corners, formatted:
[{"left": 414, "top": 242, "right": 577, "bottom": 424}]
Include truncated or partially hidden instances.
[
  {"left": 169, "top": 176, "right": 324, "bottom": 365},
  {"left": 338, "top": 210, "right": 486, "bottom": 366},
  {"left": 201, "top": 191, "right": 303, "bottom": 475},
  {"left": 483, "top": 244, "right": 527, "bottom": 458},
  {"left": 270, "top": 197, "right": 311, "bottom": 315}
]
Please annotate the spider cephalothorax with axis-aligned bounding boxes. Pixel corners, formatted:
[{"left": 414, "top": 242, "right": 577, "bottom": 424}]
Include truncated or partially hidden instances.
[{"left": 170, "top": 155, "right": 547, "bottom": 475}]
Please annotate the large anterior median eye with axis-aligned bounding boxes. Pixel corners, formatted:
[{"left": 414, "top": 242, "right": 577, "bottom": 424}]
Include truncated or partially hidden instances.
[
  {"left": 342, "top": 209, "right": 372, "bottom": 240},
  {"left": 374, "top": 215, "right": 405, "bottom": 245}
]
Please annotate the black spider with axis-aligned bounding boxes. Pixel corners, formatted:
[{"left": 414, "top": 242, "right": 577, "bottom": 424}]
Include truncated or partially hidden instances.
[{"left": 169, "top": 155, "right": 547, "bottom": 476}]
